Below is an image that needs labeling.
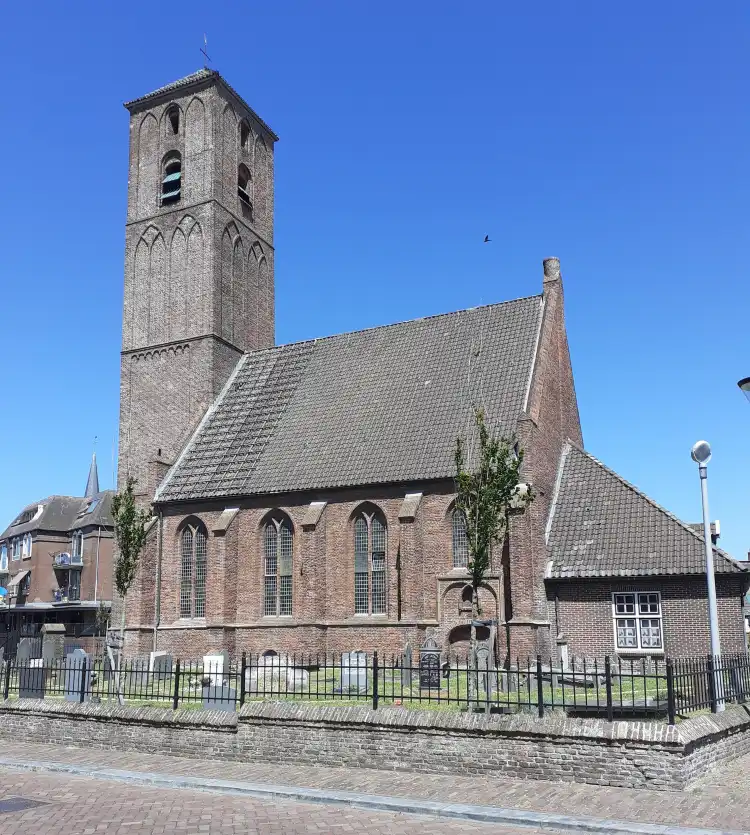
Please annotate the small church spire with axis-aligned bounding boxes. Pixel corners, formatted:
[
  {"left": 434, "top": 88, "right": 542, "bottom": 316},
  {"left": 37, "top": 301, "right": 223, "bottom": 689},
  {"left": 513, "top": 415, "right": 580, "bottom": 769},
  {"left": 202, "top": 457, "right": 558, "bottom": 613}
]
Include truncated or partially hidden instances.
[{"left": 85, "top": 452, "right": 100, "bottom": 498}]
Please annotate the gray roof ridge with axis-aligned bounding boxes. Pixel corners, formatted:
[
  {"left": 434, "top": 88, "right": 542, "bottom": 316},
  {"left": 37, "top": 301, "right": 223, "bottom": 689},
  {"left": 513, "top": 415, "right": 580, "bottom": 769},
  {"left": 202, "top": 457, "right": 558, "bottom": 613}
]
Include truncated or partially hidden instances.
[
  {"left": 564, "top": 443, "right": 744, "bottom": 572},
  {"left": 261, "top": 293, "right": 545, "bottom": 355},
  {"left": 155, "top": 353, "right": 251, "bottom": 502}
]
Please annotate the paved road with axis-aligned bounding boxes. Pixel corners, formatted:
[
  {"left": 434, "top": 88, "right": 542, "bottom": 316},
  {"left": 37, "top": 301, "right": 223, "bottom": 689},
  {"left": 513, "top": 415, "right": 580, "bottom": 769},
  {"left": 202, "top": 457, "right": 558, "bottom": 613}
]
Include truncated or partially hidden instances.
[{"left": 0, "top": 766, "right": 561, "bottom": 835}]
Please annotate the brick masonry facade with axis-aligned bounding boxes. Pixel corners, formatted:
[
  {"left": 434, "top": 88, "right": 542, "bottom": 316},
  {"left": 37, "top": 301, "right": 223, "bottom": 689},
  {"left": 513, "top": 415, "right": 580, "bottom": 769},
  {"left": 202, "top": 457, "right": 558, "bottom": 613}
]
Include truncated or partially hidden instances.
[
  {"left": 2, "top": 699, "right": 750, "bottom": 791},
  {"left": 548, "top": 575, "right": 748, "bottom": 660}
]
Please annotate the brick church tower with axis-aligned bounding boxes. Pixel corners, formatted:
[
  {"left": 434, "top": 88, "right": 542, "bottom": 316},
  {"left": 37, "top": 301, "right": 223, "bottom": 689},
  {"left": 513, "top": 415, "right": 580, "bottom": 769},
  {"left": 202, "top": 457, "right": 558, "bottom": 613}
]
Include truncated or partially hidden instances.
[{"left": 118, "top": 70, "right": 278, "bottom": 497}]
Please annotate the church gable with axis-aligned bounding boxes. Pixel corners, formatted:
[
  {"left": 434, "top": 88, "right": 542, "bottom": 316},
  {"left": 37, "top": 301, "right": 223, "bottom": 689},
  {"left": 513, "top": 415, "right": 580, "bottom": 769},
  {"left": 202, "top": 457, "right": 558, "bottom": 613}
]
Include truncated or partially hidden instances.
[{"left": 156, "top": 294, "right": 543, "bottom": 502}]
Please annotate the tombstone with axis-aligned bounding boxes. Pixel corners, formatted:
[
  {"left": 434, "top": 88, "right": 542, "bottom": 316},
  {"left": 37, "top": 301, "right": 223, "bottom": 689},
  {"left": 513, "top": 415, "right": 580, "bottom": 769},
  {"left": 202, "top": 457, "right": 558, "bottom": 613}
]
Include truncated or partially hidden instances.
[
  {"left": 203, "top": 650, "right": 230, "bottom": 686},
  {"left": 401, "top": 643, "right": 413, "bottom": 689},
  {"left": 340, "top": 651, "right": 368, "bottom": 694},
  {"left": 19, "top": 658, "right": 45, "bottom": 699},
  {"left": 419, "top": 636, "right": 441, "bottom": 690},
  {"left": 64, "top": 649, "right": 92, "bottom": 702},
  {"left": 476, "top": 641, "right": 494, "bottom": 700},
  {"left": 149, "top": 651, "right": 173, "bottom": 680},
  {"left": 202, "top": 684, "right": 237, "bottom": 712},
  {"left": 16, "top": 637, "right": 34, "bottom": 664},
  {"left": 41, "top": 623, "right": 66, "bottom": 667}
]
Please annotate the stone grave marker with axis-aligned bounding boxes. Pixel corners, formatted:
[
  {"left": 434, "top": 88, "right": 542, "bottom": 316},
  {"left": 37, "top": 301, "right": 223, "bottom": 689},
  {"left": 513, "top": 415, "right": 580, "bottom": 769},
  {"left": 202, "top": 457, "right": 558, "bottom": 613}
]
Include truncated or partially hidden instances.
[
  {"left": 341, "top": 651, "right": 368, "bottom": 693},
  {"left": 41, "top": 623, "right": 66, "bottom": 668},
  {"left": 64, "top": 649, "right": 91, "bottom": 702},
  {"left": 401, "top": 642, "right": 413, "bottom": 689},
  {"left": 19, "top": 658, "right": 45, "bottom": 699},
  {"left": 476, "top": 641, "right": 494, "bottom": 700},
  {"left": 16, "top": 637, "right": 34, "bottom": 664},
  {"left": 202, "top": 684, "right": 237, "bottom": 712},
  {"left": 149, "top": 651, "right": 173, "bottom": 680},
  {"left": 419, "top": 636, "right": 441, "bottom": 690},
  {"left": 203, "top": 650, "right": 230, "bottom": 686}
]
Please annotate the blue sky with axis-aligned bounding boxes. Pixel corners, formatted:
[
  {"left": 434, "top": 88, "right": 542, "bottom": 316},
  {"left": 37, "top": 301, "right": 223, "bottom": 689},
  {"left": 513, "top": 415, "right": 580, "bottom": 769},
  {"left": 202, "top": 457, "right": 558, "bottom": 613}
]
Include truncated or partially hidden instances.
[{"left": 1, "top": 2, "right": 748, "bottom": 557}]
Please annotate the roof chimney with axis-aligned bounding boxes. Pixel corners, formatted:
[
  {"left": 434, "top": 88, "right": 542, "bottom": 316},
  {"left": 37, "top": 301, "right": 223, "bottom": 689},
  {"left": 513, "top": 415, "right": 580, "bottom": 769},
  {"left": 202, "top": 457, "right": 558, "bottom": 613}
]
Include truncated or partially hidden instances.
[
  {"left": 85, "top": 453, "right": 100, "bottom": 498},
  {"left": 543, "top": 257, "right": 561, "bottom": 285}
]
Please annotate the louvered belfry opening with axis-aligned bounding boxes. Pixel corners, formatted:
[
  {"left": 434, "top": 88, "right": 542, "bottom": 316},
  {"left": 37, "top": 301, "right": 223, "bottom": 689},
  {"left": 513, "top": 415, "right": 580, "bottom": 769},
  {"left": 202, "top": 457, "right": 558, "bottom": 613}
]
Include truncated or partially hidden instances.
[{"left": 161, "top": 152, "right": 182, "bottom": 205}]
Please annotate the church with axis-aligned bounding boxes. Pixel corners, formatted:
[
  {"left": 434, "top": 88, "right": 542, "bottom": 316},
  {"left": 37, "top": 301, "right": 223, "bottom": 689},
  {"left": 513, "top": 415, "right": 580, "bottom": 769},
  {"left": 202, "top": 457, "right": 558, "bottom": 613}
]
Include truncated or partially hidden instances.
[{"left": 119, "top": 69, "right": 748, "bottom": 663}]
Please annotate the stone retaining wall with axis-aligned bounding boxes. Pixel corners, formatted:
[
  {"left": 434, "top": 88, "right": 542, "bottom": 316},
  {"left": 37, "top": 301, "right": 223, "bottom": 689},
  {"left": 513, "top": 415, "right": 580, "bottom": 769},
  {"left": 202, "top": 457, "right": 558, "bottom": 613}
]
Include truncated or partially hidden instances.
[{"left": 0, "top": 699, "right": 748, "bottom": 791}]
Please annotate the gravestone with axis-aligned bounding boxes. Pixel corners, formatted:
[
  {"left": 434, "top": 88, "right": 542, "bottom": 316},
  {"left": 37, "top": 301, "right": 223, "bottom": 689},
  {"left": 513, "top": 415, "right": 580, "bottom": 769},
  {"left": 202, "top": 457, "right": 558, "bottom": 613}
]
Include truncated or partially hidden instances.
[
  {"left": 341, "top": 651, "right": 368, "bottom": 693},
  {"left": 202, "top": 684, "right": 237, "bottom": 712},
  {"left": 203, "top": 650, "right": 230, "bottom": 686},
  {"left": 64, "top": 649, "right": 91, "bottom": 702},
  {"left": 16, "top": 637, "right": 34, "bottom": 664},
  {"left": 419, "top": 636, "right": 441, "bottom": 690},
  {"left": 476, "top": 641, "right": 494, "bottom": 699},
  {"left": 401, "top": 643, "right": 413, "bottom": 689},
  {"left": 41, "top": 623, "right": 66, "bottom": 667},
  {"left": 19, "top": 659, "right": 45, "bottom": 699},
  {"left": 149, "top": 651, "right": 173, "bottom": 680}
]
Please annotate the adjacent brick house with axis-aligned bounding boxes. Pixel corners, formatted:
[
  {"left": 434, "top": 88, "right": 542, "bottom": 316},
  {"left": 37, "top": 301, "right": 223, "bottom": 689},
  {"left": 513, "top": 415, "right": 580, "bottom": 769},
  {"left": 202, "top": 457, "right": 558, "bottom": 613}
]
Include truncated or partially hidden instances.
[
  {"left": 117, "top": 69, "right": 748, "bottom": 662},
  {"left": 0, "top": 455, "right": 114, "bottom": 640}
]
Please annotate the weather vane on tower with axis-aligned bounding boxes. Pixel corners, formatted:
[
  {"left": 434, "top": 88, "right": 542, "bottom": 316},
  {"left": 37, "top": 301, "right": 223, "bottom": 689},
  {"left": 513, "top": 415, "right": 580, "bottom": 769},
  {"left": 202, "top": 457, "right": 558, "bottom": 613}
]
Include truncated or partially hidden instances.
[{"left": 201, "top": 34, "right": 211, "bottom": 68}]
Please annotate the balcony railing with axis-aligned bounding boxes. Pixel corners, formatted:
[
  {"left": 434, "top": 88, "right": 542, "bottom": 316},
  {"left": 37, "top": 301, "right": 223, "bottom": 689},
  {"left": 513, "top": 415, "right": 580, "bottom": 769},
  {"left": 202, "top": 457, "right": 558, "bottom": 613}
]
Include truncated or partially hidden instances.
[{"left": 53, "top": 552, "right": 82, "bottom": 568}]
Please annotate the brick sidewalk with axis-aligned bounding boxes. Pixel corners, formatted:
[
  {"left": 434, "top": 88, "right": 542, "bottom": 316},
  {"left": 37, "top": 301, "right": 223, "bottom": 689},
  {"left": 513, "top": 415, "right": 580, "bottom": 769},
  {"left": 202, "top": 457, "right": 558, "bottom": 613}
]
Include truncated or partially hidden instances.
[
  {"left": 3, "top": 742, "right": 748, "bottom": 832},
  {"left": 0, "top": 766, "right": 554, "bottom": 834}
]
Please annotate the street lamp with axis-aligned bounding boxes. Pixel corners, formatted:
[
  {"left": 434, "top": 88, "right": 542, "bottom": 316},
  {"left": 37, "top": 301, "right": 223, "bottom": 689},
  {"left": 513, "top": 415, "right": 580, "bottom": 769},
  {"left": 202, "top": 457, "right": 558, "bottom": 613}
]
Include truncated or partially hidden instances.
[
  {"left": 738, "top": 378, "right": 750, "bottom": 404},
  {"left": 690, "top": 440, "right": 724, "bottom": 711}
]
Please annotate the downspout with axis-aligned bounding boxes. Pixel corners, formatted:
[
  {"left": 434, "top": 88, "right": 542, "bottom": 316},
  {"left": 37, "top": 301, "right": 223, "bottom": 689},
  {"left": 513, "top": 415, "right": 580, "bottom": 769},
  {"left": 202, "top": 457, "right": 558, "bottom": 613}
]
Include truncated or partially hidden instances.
[
  {"left": 94, "top": 526, "right": 102, "bottom": 604},
  {"left": 153, "top": 507, "right": 163, "bottom": 654}
]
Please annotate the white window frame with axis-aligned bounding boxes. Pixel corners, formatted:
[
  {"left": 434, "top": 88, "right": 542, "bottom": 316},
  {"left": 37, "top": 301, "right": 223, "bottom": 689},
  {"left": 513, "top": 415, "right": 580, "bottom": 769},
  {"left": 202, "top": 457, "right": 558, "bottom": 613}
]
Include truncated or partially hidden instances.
[
  {"left": 11, "top": 538, "right": 21, "bottom": 561},
  {"left": 0, "top": 544, "right": 7, "bottom": 573},
  {"left": 612, "top": 592, "right": 664, "bottom": 653},
  {"left": 22, "top": 532, "right": 32, "bottom": 559}
]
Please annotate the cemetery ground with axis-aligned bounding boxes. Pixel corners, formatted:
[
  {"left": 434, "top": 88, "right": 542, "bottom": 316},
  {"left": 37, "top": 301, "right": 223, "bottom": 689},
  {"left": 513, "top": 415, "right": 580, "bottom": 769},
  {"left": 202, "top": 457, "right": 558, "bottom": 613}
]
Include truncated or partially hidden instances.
[{"left": 0, "top": 740, "right": 747, "bottom": 835}]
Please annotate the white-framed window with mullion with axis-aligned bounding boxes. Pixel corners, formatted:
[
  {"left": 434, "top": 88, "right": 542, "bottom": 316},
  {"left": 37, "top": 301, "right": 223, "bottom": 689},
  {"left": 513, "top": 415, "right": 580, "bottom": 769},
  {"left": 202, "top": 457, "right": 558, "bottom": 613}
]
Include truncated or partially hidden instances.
[{"left": 612, "top": 592, "right": 663, "bottom": 651}]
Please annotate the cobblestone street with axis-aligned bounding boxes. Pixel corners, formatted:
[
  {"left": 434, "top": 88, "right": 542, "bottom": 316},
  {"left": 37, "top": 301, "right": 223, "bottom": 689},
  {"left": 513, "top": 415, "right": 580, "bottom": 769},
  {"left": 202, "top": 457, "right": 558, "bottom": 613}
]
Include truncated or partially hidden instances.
[
  {"left": 0, "top": 743, "right": 748, "bottom": 834},
  {"left": 0, "top": 765, "right": 559, "bottom": 835}
]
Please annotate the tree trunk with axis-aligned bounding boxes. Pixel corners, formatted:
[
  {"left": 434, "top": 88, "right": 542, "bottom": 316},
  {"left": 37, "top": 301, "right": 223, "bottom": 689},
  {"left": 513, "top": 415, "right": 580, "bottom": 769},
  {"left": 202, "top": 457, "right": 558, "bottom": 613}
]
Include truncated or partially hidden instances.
[
  {"left": 110, "top": 594, "right": 127, "bottom": 706},
  {"left": 468, "top": 586, "right": 478, "bottom": 706}
]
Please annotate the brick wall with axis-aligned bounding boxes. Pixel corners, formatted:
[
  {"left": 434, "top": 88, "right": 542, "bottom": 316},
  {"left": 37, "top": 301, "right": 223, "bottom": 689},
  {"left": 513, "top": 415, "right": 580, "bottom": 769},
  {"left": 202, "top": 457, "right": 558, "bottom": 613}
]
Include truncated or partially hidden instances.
[
  {"left": 547, "top": 575, "right": 747, "bottom": 660},
  {"left": 1, "top": 699, "right": 749, "bottom": 791}
]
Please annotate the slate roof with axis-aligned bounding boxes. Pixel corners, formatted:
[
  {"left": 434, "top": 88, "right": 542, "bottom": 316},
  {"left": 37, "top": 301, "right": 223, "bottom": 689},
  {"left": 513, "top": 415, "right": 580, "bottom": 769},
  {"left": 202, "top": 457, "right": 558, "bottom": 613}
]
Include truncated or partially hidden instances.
[
  {"left": 124, "top": 69, "right": 279, "bottom": 140},
  {"left": 0, "top": 492, "right": 114, "bottom": 540},
  {"left": 546, "top": 443, "right": 746, "bottom": 578},
  {"left": 157, "top": 295, "right": 544, "bottom": 502}
]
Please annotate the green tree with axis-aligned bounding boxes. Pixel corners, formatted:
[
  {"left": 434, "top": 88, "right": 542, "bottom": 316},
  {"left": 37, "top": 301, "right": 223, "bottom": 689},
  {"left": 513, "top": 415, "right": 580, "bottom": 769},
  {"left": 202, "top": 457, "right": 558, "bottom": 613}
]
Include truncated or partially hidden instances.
[
  {"left": 454, "top": 409, "right": 533, "bottom": 701},
  {"left": 110, "top": 477, "right": 150, "bottom": 702}
]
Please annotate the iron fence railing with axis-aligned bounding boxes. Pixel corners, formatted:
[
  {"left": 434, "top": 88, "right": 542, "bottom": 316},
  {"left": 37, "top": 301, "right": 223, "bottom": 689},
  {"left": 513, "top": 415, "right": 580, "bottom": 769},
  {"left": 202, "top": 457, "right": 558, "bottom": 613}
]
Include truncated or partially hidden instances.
[{"left": 2, "top": 651, "right": 748, "bottom": 723}]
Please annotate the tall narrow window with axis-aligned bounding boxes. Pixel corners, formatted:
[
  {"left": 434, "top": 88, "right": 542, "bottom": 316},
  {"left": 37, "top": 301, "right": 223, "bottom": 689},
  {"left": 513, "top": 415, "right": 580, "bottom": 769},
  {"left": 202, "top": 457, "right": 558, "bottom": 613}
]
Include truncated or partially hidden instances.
[
  {"left": 353, "top": 510, "right": 387, "bottom": 615},
  {"left": 452, "top": 509, "right": 469, "bottom": 568},
  {"left": 239, "top": 119, "right": 251, "bottom": 153},
  {"left": 179, "top": 520, "right": 208, "bottom": 618},
  {"left": 263, "top": 516, "right": 293, "bottom": 616},
  {"left": 22, "top": 533, "right": 32, "bottom": 559},
  {"left": 161, "top": 152, "right": 182, "bottom": 205},
  {"left": 166, "top": 105, "right": 179, "bottom": 135},
  {"left": 238, "top": 164, "right": 252, "bottom": 211},
  {"left": 71, "top": 531, "right": 83, "bottom": 563}
]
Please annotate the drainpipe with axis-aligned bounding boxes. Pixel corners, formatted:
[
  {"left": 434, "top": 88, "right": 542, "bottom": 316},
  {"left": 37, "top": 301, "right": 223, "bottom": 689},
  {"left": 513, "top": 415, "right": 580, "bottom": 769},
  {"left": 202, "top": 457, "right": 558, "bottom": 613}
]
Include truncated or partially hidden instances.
[
  {"left": 153, "top": 508, "right": 163, "bottom": 654},
  {"left": 94, "top": 526, "right": 102, "bottom": 604}
]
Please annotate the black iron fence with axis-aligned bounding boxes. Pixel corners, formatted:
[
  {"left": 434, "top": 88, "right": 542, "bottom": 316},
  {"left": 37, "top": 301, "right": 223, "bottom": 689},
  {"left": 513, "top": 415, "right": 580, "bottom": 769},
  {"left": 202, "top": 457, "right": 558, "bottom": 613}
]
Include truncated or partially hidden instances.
[{"left": 2, "top": 651, "right": 749, "bottom": 723}]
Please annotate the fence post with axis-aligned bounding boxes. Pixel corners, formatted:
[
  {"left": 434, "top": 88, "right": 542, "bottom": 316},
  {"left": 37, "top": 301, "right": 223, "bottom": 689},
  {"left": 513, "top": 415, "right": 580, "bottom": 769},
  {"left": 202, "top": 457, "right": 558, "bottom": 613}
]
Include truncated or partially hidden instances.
[
  {"left": 372, "top": 651, "right": 379, "bottom": 710},
  {"left": 3, "top": 656, "right": 11, "bottom": 700},
  {"left": 79, "top": 657, "right": 87, "bottom": 704},
  {"left": 172, "top": 659, "right": 181, "bottom": 710},
  {"left": 605, "top": 656, "right": 614, "bottom": 722},
  {"left": 666, "top": 658, "right": 676, "bottom": 726},
  {"left": 240, "top": 652, "right": 247, "bottom": 708},
  {"left": 536, "top": 655, "right": 544, "bottom": 718},
  {"left": 707, "top": 654, "right": 718, "bottom": 713}
]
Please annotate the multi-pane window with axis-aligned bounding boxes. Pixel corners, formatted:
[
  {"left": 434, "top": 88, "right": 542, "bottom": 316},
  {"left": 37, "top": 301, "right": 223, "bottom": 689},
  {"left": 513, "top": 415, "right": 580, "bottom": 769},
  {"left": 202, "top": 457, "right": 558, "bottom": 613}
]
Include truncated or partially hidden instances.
[
  {"left": 11, "top": 538, "right": 21, "bottom": 560},
  {"left": 0, "top": 544, "right": 7, "bottom": 573},
  {"left": 71, "top": 531, "right": 83, "bottom": 563},
  {"left": 263, "top": 517, "right": 293, "bottom": 616},
  {"left": 180, "top": 521, "right": 208, "bottom": 618},
  {"left": 354, "top": 511, "right": 387, "bottom": 615},
  {"left": 452, "top": 509, "right": 469, "bottom": 568},
  {"left": 21, "top": 533, "right": 32, "bottom": 559},
  {"left": 613, "top": 592, "right": 663, "bottom": 651}
]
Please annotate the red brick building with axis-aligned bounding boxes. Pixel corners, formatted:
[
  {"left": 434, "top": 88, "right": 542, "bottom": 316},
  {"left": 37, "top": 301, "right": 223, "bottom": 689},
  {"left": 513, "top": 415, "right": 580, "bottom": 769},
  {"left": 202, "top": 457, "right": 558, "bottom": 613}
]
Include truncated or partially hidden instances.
[{"left": 119, "top": 70, "right": 748, "bottom": 662}]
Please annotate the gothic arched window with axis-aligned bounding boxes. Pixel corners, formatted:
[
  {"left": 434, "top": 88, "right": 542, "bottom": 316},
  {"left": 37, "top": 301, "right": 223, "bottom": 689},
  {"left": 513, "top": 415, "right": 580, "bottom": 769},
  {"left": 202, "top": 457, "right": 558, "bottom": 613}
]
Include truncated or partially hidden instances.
[
  {"left": 354, "top": 510, "right": 387, "bottom": 615},
  {"left": 452, "top": 509, "right": 469, "bottom": 569},
  {"left": 179, "top": 520, "right": 207, "bottom": 618},
  {"left": 161, "top": 151, "right": 182, "bottom": 205},
  {"left": 238, "top": 164, "right": 252, "bottom": 211},
  {"left": 239, "top": 119, "right": 251, "bottom": 153},
  {"left": 263, "top": 516, "right": 293, "bottom": 616},
  {"left": 166, "top": 105, "right": 180, "bottom": 136}
]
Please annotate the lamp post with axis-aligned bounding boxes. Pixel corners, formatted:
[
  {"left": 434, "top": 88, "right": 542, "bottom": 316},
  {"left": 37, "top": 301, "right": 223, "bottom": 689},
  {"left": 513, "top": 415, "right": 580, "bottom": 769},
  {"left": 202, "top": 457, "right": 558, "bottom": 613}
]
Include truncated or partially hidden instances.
[
  {"left": 738, "top": 378, "right": 750, "bottom": 403},
  {"left": 691, "top": 440, "right": 724, "bottom": 711}
]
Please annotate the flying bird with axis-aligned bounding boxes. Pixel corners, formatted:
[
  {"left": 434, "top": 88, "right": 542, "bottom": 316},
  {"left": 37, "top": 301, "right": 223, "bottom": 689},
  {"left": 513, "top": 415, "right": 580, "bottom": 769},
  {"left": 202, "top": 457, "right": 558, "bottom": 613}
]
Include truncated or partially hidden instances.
[{"left": 483, "top": 235, "right": 491, "bottom": 243}]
